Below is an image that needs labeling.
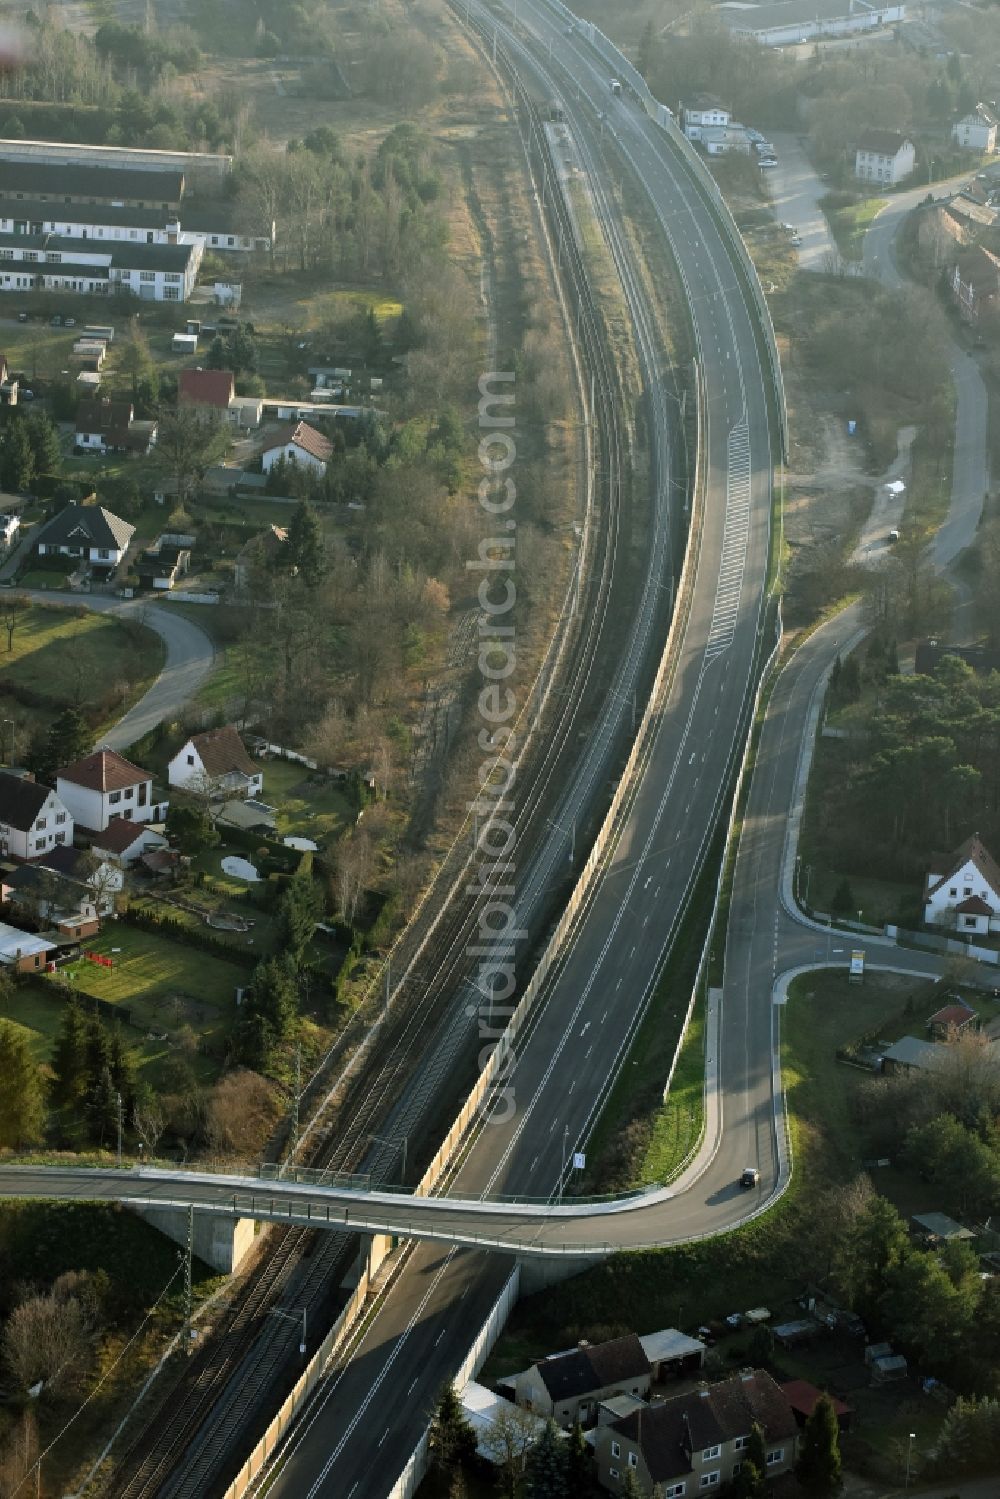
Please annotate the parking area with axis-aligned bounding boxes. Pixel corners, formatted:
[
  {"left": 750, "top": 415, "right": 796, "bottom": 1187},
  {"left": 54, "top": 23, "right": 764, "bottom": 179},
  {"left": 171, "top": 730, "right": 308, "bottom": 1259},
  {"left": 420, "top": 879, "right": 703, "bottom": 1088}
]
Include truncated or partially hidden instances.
[{"left": 764, "top": 132, "right": 840, "bottom": 270}]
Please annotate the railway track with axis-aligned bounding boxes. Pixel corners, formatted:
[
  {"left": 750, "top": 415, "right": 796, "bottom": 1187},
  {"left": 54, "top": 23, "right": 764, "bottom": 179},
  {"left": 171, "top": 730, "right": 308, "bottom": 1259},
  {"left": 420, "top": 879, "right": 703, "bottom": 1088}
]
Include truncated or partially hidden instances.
[{"left": 100, "top": 22, "right": 686, "bottom": 1497}]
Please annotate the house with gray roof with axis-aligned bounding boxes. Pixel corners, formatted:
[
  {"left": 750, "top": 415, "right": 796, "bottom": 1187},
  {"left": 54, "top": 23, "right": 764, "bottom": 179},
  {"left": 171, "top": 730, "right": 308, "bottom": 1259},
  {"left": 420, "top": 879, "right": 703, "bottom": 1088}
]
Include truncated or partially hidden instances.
[
  {"left": 0, "top": 769, "right": 74, "bottom": 861},
  {"left": 33, "top": 502, "right": 134, "bottom": 570}
]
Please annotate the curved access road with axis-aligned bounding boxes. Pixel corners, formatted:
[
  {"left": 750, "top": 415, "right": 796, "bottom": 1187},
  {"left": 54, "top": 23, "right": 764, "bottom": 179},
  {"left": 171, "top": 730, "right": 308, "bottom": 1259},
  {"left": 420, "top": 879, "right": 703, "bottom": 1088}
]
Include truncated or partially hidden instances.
[
  {"left": 862, "top": 179, "right": 989, "bottom": 567},
  {"left": 21, "top": 589, "right": 215, "bottom": 749}
]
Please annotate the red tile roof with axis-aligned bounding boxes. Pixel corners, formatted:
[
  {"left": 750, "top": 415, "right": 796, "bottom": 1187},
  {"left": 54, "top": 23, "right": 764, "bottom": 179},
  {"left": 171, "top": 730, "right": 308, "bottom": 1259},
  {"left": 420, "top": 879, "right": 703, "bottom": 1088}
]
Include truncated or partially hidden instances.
[
  {"left": 57, "top": 750, "right": 150, "bottom": 793},
  {"left": 92, "top": 817, "right": 151, "bottom": 854},
  {"left": 265, "top": 420, "right": 333, "bottom": 463},
  {"left": 781, "top": 1380, "right": 852, "bottom": 1421},
  {"left": 188, "top": 725, "right": 257, "bottom": 780},
  {"left": 178, "top": 368, "right": 235, "bottom": 409},
  {"left": 956, "top": 895, "right": 993, "bottom": 916},
  {"left": 929, "top": 1001, "right": 978, "bottom": 1027}
]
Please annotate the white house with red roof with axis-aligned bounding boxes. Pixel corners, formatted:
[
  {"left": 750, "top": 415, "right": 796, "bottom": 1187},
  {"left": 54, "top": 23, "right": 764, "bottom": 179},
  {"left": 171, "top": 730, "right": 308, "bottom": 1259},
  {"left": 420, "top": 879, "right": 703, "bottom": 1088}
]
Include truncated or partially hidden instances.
[
  {"left": 56, "top": 749, "right": 168, "bottom": 836},
  {"left": 91, "top": 818, "right": 168, "bottom": 868},
  {"left": 261, "top": 420, "right": 333, "bottom": 477},
  {"left": 924, "top": 834, "right": 1000, "bottom": 935}
]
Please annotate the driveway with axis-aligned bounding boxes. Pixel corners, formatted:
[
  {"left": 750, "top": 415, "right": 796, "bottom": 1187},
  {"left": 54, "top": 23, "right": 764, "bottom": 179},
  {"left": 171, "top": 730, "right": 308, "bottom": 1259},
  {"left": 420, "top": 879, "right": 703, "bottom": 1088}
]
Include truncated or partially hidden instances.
[
  {"left": 766, "top": 133, "right": 839, "bottom": 270},
  {"left": 22, "top": 589, "right": 215, "bottom": 750}
]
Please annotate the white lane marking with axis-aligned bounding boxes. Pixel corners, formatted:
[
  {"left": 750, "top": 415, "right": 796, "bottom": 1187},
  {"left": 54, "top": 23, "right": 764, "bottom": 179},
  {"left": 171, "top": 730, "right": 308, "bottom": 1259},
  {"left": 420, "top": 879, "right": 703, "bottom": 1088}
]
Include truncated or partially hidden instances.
[{"left": 705, "top": 419, "right": 752, "bottom": 663}]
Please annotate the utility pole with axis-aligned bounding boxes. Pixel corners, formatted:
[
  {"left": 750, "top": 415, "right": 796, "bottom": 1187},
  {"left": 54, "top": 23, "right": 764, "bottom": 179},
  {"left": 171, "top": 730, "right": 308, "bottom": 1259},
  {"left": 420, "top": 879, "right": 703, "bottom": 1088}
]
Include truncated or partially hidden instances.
[
  {"left": 116, "top": 1091, "right": 123, "bottom": 1168},
  {"left": 558, "top": 1125, "right": 569, "bottom": 1204},
  {"left": 384, "top": 957, "right": 391, "bottom": 1021}
]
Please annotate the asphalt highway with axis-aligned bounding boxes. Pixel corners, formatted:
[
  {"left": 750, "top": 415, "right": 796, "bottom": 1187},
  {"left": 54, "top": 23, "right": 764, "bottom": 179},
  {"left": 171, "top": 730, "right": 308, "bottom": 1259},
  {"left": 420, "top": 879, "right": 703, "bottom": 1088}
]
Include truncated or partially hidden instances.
[{"left": 0, "top": 4, "right": 785, "bottom": 1493}]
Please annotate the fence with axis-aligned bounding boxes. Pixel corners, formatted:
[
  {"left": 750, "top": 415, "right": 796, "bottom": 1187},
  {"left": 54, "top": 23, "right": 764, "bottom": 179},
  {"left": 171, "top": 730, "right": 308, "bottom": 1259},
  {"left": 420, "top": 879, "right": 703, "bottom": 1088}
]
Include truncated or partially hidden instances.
[{"left": 885, "top": 924, "right": 1000, "bottom": 967}]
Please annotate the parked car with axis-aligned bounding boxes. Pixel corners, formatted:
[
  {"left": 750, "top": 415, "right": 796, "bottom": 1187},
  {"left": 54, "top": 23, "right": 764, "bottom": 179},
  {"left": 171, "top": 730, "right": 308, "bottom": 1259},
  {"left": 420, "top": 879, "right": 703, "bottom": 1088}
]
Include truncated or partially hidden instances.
[
  {"left": 64, "top": 317, "right": 76, "bottom": 328},
  {"left": 16, "top": 310, "right": 27, "bottom": 322},
  {"left": 758, "top": 158, "right": 778, "bottom": 170},
  {"left": 754, "top": 141, "right": 775, "bottom": 155},
  {"left": 50, "top": 314, "right": 62, "bottom": 326},
  {"left": 740, "top": 1166, "right": 760, "bottom": 1189},
  {"left": 20, "top": 388, "right": 34, "bottom": 400}
]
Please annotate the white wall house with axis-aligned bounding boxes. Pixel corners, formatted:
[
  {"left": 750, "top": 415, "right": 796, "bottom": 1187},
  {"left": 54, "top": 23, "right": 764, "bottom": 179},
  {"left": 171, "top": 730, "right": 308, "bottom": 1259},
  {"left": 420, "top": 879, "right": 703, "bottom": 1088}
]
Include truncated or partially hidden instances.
[
  {"left": 168, "top": 725, "right": 263, "bottom": 799},
  {"left": 33, "top": 502, "right": 134, "bottom": 570},
  {"left": 952, "top": 105, "right": 999, "bottom": 154},
  {"left": 0, "top": 203, "right": 270, "bottom": 255},
  {"left": 56, "top": 749, "right": 167, "bottom": 835},
  {"left": 261, "top": 420, "right": 333, "bottom": 477},
  {"left": 924, "top": 834, "right": 1000, "bottom": 935},
  {"left": 0, "top": 771, "right": 74, "bottom": 861},
  {"left": 682, "top": 95, "right": 732, "bottom": 141},
  {"left": 723, "top": 0, "right": 904, "bottom": 47},
  {"left": 0, "top": 231, "right": 202, "bottom": 301},
  {"left": 700, "top": 125, "right": 752, "bottom": 156},
  {"left": 855, "top": 131, "right": 915, "bottom": 185}
]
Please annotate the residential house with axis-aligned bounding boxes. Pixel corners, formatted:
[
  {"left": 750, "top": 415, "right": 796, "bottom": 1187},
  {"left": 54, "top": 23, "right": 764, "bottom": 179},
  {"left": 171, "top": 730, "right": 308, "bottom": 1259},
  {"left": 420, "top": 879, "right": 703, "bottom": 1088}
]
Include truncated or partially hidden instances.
[
  {"left": 167, "top": 725, "right": 263, "bottom": 799},
  {"left": 90, "top": 816, "right": 167, "bottom": 867},
  {"left": 924, "top": 833, "right": 1000, "bottom": 932},
  {"left": 953, "top": 104, "right": 999, "bottom": 153},
  {"left": 33, "top": 502, "right": 134, "bottom": 571},
  {"left": 235, "top": 524, "right": 287, "bottom": 590},
  {"left": 0, "top": 920, "right": 56, "bottom": 973},
  {"left": 912, "top": 1210, "right": 975, "bottom": 1244},
  {"left": 261, "top": 420, "right": 333, "bottom": 477},
  {"left": 5, "top": 863, "right": 100, "bottom": 939},
  {"left": 56, "top": 749, "right": 167, "bottom": 835},
  {"left": 927, "top": 999, "right": 978, "bottom": 1038},
  {"left": 0, "top": 509, "right": 19, "bottom": 548},
  {"left": 0, "top": 353, "right": 17, "bottom": 405},
  {"left": 854, "top": 131, "right": 915, "bottom": 186},
  {"left": 781, "top": 1380, "right": 853, "bottom": 1434},
  {"left": 637, "top": 1330, "right": 706, "bottom": 1381},
  {"left": 178, "top": 367, "right": 235, "bottom": 411},
  {"left": 0, "top": 770, "right": 74, "bottom": 860},
  {"left": 681, "top": 95, "right": 732, "bottom": 142},
  {"left": 75, "top": 397, "right": 157, "bottom": 456},
  {"left": 698, "top": 126, "right": 752, "bottom": 157},
  {"left": 917, "top": 203, "right": 971, "bottom": 267},
  {"left": 514, "top": 1335, "right": 652, "bottom": 1427},
  {"left": 594, "top": 1370, "right": 798, "bottom": 1496},
  {"left": 951, "top": 245, "right": 1000, "bottom": 324},
  {"left": 881, "top": 1035, "right": 943, "bottom": 1076},
  {"left": 36, "top": 841, "right": 123, "bottom": 910}
]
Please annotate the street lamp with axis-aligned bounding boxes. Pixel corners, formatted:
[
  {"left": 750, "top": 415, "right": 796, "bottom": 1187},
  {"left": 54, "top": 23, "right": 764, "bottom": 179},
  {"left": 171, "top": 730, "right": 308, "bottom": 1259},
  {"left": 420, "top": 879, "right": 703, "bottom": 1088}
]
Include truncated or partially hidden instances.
[
  {"left": 1, "top": 717, "right": 13, "bottom": 765},
  {"left": 269, "top": 1307, "right": 307, "bottom": 1357},
  {"left": 904, "top": 1431, "right": 916, "bottom": 1490}
]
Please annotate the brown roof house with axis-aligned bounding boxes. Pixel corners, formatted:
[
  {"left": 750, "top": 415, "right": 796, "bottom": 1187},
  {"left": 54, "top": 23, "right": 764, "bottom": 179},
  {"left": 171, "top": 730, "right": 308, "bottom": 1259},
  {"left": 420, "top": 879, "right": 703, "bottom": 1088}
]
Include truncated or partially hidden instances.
[
  {"left": 513, "top": 1335, "right": 652, "bottom": 1428},
  {"left": 595, "top": 1370, "right": 798, "bottom": 1497},
  {"left": 56, "top": 749, "right": 168, "bottom": 835},
  {"left": 262, "top": 420, "right": 333, "bottom": 477},
  {"left": 924, "top": 833, "right": 1000, "bottom": 935},
  {"left": 927, "top": 998, "right": 979, "bottom": 1038},
  {"left": 178, "top": 368, "right": 236, "bottom": 411},
  {"left": 167, "top": 725, "right": 263, "bottom": 800},
  {"left": 951, "top": 245, "right": 1000, "bottom": 324}
]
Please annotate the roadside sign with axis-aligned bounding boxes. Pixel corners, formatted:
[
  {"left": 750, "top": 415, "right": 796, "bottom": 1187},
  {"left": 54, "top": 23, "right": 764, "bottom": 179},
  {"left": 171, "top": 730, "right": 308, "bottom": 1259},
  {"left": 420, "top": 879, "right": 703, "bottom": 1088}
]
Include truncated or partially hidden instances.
[
  {"left": 849, "top": 949, "right": 865, "bottom": 983},
  {"left": 572, "top": 1152, "right": 586, "bottom": 1171}
]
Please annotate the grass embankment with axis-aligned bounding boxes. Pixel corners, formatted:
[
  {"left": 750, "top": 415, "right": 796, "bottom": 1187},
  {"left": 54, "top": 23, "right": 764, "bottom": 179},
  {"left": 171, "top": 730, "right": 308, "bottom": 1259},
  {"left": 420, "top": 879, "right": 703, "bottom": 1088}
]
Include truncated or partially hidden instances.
[
  {"left": 819, "top": 193, "right": 887, "bottom": 261},
  {"left": 2, "top": 603, "right": 165, "bottom": 740}
]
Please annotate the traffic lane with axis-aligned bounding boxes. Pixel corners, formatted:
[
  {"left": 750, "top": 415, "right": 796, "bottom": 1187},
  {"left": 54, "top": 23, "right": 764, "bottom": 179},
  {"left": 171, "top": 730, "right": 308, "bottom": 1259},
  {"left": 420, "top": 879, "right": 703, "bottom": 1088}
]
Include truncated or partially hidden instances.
[
  {"left": 935, "top": 347, "right": 988, "bottom": 570},
  {"left": 267, "top": 1245, "right": 513, "bottom": 1499}
]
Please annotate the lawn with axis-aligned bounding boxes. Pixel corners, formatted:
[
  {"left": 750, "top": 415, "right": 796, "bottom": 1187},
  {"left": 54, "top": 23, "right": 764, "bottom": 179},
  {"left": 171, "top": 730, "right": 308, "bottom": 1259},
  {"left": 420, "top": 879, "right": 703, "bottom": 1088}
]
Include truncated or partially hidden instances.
[
  {"left": 50, "top": 924, "right": 252, "bottom": 1073},
  {"left": 2, "top": 601, "right": 166, "bottom": 740},
  {"left": 259, "top": 757, "right": 355, "bottom": 845},
  {"left": 819, "top": 194, "right": 887, "bottom": 261}
]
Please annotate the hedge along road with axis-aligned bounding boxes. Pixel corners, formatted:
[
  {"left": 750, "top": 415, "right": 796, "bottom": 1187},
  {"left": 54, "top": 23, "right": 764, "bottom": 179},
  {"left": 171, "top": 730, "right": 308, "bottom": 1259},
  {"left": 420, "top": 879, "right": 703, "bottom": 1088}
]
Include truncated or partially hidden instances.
[{"left": 19, "top": 589, "right": 215, "bottom": 750}]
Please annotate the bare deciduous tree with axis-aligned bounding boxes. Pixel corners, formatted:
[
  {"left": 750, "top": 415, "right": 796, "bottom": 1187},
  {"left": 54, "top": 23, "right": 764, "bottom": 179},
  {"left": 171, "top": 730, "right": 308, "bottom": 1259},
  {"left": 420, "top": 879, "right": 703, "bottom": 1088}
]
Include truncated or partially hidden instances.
[
  {"left": 204, "top": 1069, "right": 282, "bottom": 1162},
  {"left": 2, "top": 1272, "right": 101, "bottom": 1397}
]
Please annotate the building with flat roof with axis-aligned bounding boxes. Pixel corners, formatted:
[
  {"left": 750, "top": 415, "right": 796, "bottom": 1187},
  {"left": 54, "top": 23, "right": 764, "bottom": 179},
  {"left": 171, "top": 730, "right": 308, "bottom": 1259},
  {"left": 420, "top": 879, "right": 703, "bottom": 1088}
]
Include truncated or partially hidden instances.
[{"left": 717, "top": 0, "right": 904, "bottom": 46}]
